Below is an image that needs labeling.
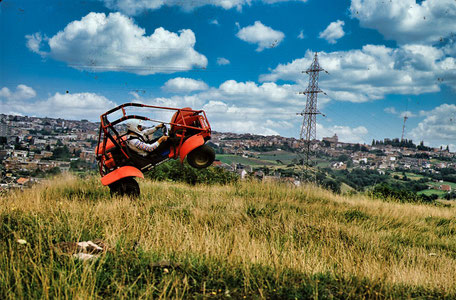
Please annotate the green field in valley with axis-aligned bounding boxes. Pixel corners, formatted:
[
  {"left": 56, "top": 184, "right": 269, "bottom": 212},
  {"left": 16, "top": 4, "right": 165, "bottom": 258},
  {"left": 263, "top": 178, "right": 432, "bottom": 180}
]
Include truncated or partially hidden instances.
[
  {"left": 426, "top": 181, "right": 456, "bottom": 189},
  {"left": 390, "top": 172, "right": 426, "bottom": 181},
  {"left": 256, "top": 151, "right": 298, "bottom": 164},
  {"left": 417, "top": 189, "right": 447, "bottom": 197},
  {"left": 216, "top": 154, "right": 277, "bottom": 166}
]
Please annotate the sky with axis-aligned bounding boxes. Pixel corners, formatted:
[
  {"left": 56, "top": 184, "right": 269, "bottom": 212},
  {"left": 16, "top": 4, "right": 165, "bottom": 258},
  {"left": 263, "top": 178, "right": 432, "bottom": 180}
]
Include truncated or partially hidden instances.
[{"left": 0, "top": 0, "right": 455, "bottom": 149}]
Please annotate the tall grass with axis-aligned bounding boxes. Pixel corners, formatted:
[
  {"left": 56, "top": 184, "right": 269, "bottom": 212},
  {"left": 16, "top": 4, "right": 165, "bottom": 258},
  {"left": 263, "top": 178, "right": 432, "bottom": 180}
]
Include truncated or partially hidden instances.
[{"left": 1, "top": 174, "right": 456, "bottom": 299}]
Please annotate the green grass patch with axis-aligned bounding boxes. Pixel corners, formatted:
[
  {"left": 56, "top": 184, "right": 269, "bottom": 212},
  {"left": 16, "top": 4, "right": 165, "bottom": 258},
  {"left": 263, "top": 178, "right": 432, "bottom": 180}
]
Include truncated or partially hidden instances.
[
  {"left": 417, "top": 189, "right": 447, "bottom": 197},
  {"left": 390, "top": 172, "right": 425, "bottom": 181}
]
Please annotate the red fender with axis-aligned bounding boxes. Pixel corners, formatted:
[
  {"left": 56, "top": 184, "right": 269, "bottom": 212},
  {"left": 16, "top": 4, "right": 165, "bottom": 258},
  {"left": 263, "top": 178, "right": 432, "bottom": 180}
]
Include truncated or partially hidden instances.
[
  {"left": 179, "top": 135, "right": 205, "bottom": 163},
  {"left": 100, "top": 166, "right": 144, "bottom": 186}
]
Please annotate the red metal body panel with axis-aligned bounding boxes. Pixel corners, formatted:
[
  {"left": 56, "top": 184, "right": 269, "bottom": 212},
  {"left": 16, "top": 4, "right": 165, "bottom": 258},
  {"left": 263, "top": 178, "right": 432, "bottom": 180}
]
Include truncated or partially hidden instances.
[
  {"left": 95, "top": 136, "right": 127, "bottom": 155},
  {"left": 170, "top": 107, "right": 193, "bottom": 132},
  {"left": 179, "top": 135, "right": 205, "bottom": 163},
  {"left": 100, "top": 166, "right": 144, "bottom": 186}
]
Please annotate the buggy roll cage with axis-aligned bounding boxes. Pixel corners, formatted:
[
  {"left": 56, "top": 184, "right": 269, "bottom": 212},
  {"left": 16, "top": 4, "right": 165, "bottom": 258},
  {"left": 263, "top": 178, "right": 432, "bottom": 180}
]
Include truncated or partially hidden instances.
[{"left": 96, "top": 102, "right": 211, "bottom": 175}]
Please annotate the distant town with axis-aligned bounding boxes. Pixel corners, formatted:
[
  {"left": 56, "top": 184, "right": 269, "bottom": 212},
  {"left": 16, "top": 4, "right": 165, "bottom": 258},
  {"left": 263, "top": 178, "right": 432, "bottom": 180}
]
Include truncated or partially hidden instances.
[
  {"left": 1, "top": 114, "right": 455, "bottom": 198},
  {"left": 0, "top": 114, "right": 98, "bottom": 190}
]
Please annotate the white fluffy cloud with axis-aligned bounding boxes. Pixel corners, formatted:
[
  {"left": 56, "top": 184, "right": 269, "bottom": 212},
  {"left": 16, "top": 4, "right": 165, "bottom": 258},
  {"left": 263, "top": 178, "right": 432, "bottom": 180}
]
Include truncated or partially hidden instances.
[
  {"left": 41, "top": 93, "right": 116, "bottom": 120},
  {"left": 236, "top": 21, "right": 285, "bottom": 52},
  {"left": 384, "top": 106, "right": 416, "bottom": 118},
  {"left": 319, "top": 20, "right": 345, "bottom": 44},
  {"left": 384, "top": 107, "right": 398, "bottom": 115},
  {"left": 317, "top": 124, "right": 368, "bottom": 144},
  {"left": 0, "top": 90, "right": 115, "bottom": 120},
  {"left": 26, "top": 12, "right": 207, "bottom": 75},
  {"left": 0, "top": 85, "right": 36, "bottom": 101},
  {"left": 350, "top": 0, "right": 456, "bottom": 45},
  {"left": 217, "top": 57, "right": 230, "bottom": 65},
  {"left": 213, "top": 80, "right": 313, "bottom": 107},
  {"left": 201, "top": 101, "right": 281, "bottom": 135},
  {"left": 260, "top": 45, "right": 456, "bottom": 102},
  {"left": 101, "top": 0, "right": 307, "bottom": 15},
  {"left": 102, "top": 0, "right": 245, "bottom": 14},
  {"left": 163, "top": 77, "right": 209, "bottom": 93},
  {"left": 410, "top": 104, "right": 456, "bottom": 143},
  {"left": 25, "top": 33, "right": 46, "bottom": 56}
]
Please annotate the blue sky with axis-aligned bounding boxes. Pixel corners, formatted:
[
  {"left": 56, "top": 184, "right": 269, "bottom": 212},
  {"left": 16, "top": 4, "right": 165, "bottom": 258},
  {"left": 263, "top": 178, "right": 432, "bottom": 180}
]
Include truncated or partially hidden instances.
[{"left": 1, "top": 0, "right": 455, "bottom": 148}]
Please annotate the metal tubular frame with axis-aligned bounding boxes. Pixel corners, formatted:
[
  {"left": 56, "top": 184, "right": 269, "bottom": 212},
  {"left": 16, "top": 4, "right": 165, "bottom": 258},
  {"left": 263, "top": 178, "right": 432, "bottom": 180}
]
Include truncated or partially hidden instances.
[{"left": 96, "top": 103, "right": 211, "bottom": 176}]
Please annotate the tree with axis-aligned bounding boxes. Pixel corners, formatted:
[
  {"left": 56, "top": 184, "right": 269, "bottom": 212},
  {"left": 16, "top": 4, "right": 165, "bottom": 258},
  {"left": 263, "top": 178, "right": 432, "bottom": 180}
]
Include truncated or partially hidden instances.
[
  {"left": 31, "top": 168, "right": 46, "bottom": 177},
  {"left": 147, "top": 160, "right": 238, "bottom": 185},
  {"left": 371, "top": 183, "right": 435, "bottom": 203},
  {"left": 444, "top": 191, "right": 456, "bottom": 200},
  {"left": 52, "top": 146, "right": 71, "bottom": 160},
  {"left": 322, "top": 178, "right": 341, "bottom": 194},
  {"left": 47, "top": 167, "right": 61, "bottom": 176},
  {"left": 336, "top": 154, "right": 350, "bottom": 162}
]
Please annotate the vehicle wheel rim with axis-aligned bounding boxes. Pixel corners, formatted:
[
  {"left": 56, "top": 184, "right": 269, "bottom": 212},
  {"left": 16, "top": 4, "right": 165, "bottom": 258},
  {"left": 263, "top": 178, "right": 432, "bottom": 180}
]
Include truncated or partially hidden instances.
[{"left": 194, "top": 154, "right": 209, "bottom": 166}]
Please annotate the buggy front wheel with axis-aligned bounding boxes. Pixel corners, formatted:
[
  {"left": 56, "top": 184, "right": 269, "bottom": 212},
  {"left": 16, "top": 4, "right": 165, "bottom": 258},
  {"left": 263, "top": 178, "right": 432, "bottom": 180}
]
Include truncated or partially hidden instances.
[{"left": 187, "top": 144, "right": 215, "bottom": 169}]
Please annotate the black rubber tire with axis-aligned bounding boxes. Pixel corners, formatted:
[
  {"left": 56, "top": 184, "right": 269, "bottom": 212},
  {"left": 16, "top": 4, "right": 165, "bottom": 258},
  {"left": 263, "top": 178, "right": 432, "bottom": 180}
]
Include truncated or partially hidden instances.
[
  {"left": 109, "top": 177, "right": 140, "bottom": 198},
  {"left": 187, "top": 144, "right": 215, "bottom": 169}
]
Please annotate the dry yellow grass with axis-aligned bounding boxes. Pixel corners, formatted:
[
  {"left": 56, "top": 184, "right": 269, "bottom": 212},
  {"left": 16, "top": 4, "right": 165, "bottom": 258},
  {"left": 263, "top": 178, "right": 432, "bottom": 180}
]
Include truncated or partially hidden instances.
[{"left": 1, "top": 174, "right": 456, "bottom": 298}]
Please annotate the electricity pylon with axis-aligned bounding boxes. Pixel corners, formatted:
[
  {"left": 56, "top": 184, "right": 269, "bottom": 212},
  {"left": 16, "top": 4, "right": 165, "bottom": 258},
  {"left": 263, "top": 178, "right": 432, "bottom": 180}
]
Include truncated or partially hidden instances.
[
  {"left": 400, "top": 99, "right": 410, "bottom": 142},
  {"left": 298, "top": 52, "right": 327, "bottom": 171},
  {"left": 401, "top": 115, "right": 408, "bottom": 142}
]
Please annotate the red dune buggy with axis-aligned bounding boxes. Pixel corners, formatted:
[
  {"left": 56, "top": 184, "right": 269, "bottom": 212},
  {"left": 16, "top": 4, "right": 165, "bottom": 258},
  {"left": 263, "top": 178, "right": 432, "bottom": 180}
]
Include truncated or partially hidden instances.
[{"left": 95, "top": 103, "right": 215, "bottom": 197}]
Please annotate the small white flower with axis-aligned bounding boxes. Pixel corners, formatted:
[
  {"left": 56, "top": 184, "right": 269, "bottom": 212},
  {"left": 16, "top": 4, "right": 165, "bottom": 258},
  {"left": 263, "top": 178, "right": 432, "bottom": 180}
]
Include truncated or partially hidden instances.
[{"left": 17, "top": 239, "right": 27, "bottom": 245}]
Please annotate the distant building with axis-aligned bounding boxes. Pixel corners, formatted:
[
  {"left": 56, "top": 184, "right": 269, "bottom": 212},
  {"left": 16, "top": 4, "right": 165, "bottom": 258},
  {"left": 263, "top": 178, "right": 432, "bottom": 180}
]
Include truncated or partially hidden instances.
[
  {"left": 212, "top": 160, "right": 223, "bottom": 167},
  {"left": 323, "top": 134, "right": 338, "bottom": 144},
  {"left": 332, "top": 161, "right": 347, "bottom": 170},
  {"left": 16, "top": 177, "right": 33, "bottom": 187},
  {"left": 440, "top": 184, "right": 451, "bottom": 192},
  {"left": 0, "top": 123, "right": 10, "bottom": 137},
  {"left": 236, "top": 169, "right": 247, "bottom": 179}
]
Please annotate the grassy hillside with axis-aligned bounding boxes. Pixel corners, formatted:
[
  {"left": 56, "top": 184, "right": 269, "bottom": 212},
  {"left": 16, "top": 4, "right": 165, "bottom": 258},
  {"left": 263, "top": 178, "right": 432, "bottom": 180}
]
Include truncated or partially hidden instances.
[{"left": 2, "top": 175, "right": 456, "bottom": 299}]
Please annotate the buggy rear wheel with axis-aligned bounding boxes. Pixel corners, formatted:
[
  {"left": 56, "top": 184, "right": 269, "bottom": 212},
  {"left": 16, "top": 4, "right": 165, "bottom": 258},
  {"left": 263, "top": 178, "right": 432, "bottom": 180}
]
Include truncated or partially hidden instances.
[
  {"left": 109, "top": 177, "right": 140, "bottom": 198},
  {"left": 187, "top": 144, "right": 215, "bottom": 169}
]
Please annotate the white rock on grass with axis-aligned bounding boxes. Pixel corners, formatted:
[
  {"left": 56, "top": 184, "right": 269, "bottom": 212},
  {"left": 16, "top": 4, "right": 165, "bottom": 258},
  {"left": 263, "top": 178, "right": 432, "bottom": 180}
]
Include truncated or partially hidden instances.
[
  {"left": 77, "top": 241, "right": 103, "bottom": 253},
  {"left": 73, "top": 253, "right": 98, "bottom": 261}
]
